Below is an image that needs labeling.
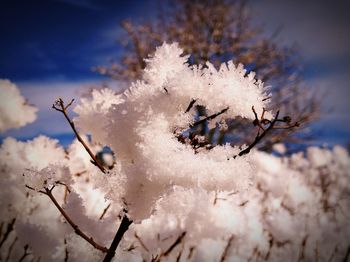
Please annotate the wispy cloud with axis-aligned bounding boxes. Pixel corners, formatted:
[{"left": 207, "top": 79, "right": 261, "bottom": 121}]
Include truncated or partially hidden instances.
[{"left": 0, "top": 80, "right": 108, "bottom": 141}]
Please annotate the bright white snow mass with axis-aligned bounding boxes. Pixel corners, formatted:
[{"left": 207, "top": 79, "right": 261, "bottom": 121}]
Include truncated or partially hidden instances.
[{"left": 0, "top": 43, "right": 349, "bottom": 261}]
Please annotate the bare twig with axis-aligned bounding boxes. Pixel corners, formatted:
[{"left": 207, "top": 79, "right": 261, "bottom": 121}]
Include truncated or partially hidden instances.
[
  {"left": 298, "top": 235, "right": 308, "bottom": 262},
  {"left": 103, "top": 215, "right": 133, "bottom": 262},
  {"left": 99, "top": 203, "right": 111, "bottom": 220},
  {"left": 185, "top": 99, "right": 197, "bottom": 113},
  {"left": 190, "top": 107, "right": 229, "bottom": 128},
  {"left": 153, "top": 232, "right": 186, "bottom": 261},
  {"left": 52, "top": 98, "right": 106, "bottom": 174},
  {"left": 5, "top": 236, "right": 17, "bottom": 262},
  {"left": 163, "top": 232, "right": 186, "bottom": 257},
  {"left": 18, "top": 244, "right": 30, "bottom": 262},
  {"left": 134, "top": 233, "right": 149, "bottom": 252},
  {"left": 234, "top": 109, "right": 280, "bottom": 158},
  {"left": 27, "top": 185, "right": 108, "bottom": 253},
  {"left": 220, "top": 235, "right": 234, "bottom": 262},
  {"left": 342, "top": 245, "right": 350, "bottom": 262},
  {"left": 0, "top": 218, "right": 16, "bottom": 249},
  {"left": 64, "top": 238, "right": 69, "bottom": 262},
  {"left": 233, "top": 106, "right": 299, "bottom": 158},
  {"left": 187, "top": 246, "right": 195, "bottom": 260},
  {"left": 176, "top": 244, "right": 184, "bottom": 262}
]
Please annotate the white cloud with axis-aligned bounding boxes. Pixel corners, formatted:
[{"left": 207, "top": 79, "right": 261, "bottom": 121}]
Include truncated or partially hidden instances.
[
  {"left": 0, "top": 80, "right": 123, "bottom": 140},
  {"left": 0, "top": 79, "right": 38, "bottom": 133}
]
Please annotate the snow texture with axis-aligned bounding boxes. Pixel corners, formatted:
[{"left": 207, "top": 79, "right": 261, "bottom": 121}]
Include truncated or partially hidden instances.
[{"left": 0, "top": 43, "right": 349, "bottom": 261}]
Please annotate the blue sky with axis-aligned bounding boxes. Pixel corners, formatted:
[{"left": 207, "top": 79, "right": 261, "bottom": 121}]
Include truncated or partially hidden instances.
[{"left": 1, "top": 0, "right": 349, "bottom": 147}]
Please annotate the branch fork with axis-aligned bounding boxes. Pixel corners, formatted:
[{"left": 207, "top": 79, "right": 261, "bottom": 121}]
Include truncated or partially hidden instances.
[{"left": 52, "top": 98, "right": 107, "bottom": 174}]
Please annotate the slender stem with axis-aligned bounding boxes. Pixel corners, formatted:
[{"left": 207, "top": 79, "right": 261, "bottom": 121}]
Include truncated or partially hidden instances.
[
  {"left": 5, "top": 236, "right": 17, "bottom": 262},
  {"left": 53, "top": 98, "right": 106, "bottom": 174},
  {"left": 134, "top": 233, "right": 149, "bottom": 252},
  {"left": 190, "top": 107, "right": 229, "bottom": 128},
  {"left": 99, "top": 203, "right": 111, "bottom": 220},
  {"left": 155, "top": 231, "right": 186, "bottom": 261},
  {"left": 103, "top": 215, "right": 133, "bottom": 262},
  {"left": 235, "top": 111, "right": 280, "bottom": 158},
  {"left": 163, "top": 232, "right": 186, "bottom": 257},
  {"left": 0, "top": 218, "right": 16, "bottom": 249},
  {"left": 220, "top": 235, "right": 234, "bottom": 262},
  {"left": 41, "top": 187, "right": 108, "bottom": 253},
  {"left": 185, "top": 99, "right": 197, "bottom": 113}
]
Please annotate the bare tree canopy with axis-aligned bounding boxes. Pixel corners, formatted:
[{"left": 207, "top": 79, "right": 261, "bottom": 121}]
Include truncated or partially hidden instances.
[{"left": 95, "top": 0, "right": 319, "bottom": 152}]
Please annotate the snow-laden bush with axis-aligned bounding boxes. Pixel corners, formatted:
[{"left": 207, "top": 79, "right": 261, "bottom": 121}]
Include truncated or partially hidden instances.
[{"left": 0, "top": 43, "right": 349, "bottom": 261}]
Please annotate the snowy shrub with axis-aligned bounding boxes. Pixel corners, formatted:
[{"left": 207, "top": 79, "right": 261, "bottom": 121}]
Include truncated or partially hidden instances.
[{"left": 0, "top": 43, "right": 349, "bottom": 261}]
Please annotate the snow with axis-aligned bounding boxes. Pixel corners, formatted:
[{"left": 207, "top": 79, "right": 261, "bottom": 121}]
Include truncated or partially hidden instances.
[{"left": 0, "top": 43, "right": 349, "bottom": 261}]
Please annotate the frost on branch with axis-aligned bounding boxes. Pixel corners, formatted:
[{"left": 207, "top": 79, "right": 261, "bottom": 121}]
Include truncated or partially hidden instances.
[
  {"left": 1, "top": 44, "right": 349, "bottom": 261},
  {"left": 74, "top": 43, "right": 271, "bottom": 220},
  {"left": 0, "top": 79, "right": 37, "bottom": 132}
]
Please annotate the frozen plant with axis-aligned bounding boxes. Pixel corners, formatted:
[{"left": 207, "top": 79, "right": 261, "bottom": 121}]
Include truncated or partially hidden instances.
[{"left": 1, "top": 43, "right": 347, "bottom": 262}]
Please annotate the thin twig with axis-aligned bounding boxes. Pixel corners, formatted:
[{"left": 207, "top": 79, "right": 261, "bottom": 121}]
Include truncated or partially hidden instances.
[
  {"left": 185, "top": 99, "right": 197, "bottom": 113},
  {"left": 163, "top": 232, "right": 186, "bottom": 257},
  {"left": 27, "top": 185, "right": 108, "bottom": 253},
  {"left": 18, "top": 244, "right": 30, "bottom": 262},
  {"left": 52, "top": 98, "right": 106, "bottom": 174},
  {"left": 103, "top": 215, "right": 133, "bottom": 262},
  {"left": 5, "top": 236, "right": 17, "bottom": 262},
  {"left": 220, "top": 235, "right": 234, "bottom": 262},
  {"left": 64, "top": 238, "right": 69, "bottom": 262},
  {"left": 234, "top": 110, "right": 280, "bottom": 158},
  {"left": 0, "top": 218, "right": 16, "bottom": 249},
  {"left": 190, "top": 107, "right": 229, "bottom": 128},
  {"left": 187, "top": 246, "right": 195, "bottom": 260},
  {"left": 99, "top": 203, "right": 111, "bottom": 220},
  {"left": 298, "top": 235, "right": 308, "bottom": 262},
  {"left": 272, "top": 122, "right": 300, "bottom": 129},
  {"left": 134, "top": 233, "right": 149, "bottom": 252},
  {"left": 342, "top": 245, "right": 350, "bottom": 262}
]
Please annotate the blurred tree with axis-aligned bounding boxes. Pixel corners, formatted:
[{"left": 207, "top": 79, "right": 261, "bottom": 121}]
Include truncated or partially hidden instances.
[{"left": 95, "top": 0, "right": 319, "bottom": 152}]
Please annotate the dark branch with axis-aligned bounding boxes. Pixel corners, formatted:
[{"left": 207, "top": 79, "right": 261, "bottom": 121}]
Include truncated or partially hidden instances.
[
  {"left": 27, "top": 185, "right": 108, "bottom": 253},
  {"left": 234, "top": 110, "right": 280, "bottom": 158},
  {"left": 99, "top": 203, "right": 111, "bottom": 220},
  {"left": 134, "top": 233, "right": 149, "bottom": 252},
  {"left": 5, "top": 236, "right": 17, "bottom": 262},
  {"left": 190, "top": 107, "right": 229, "bottom": 128},
  {"left": 0, "top": 218, "right": 16, "bottom": 249},
  {"left": 103, "top": 215, "right": 133, "bottom": 262},
  {"left": 220, "top": 235, "right": 234, "bottom": 262},
  {"left": 64, "top": 238, "right": 69, "bottom": 262},
  {"left": 18, "top": 244, "right": 30, "bottom": 262},
  {"left": 52, "top": 98, "right": 106, "bottom": 174},
  {"left": 342, "top": 245, "right": 350, "bottom": 262},
  {"left": 185, "top": 99, "right": 197, "bottom": 113},
  {"left": 163, "top": 232, "right": 186, "bottom": 257}
]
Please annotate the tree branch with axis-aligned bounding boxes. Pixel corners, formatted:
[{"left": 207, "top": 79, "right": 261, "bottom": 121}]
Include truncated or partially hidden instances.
[
  {"left": 27, "top": 185, "right": 108, "bottom": 253},
  {"left": 185, "top": 99, "right": 197, "bottom": 113},
  {"left": 220, "top": 235, "right": 234, "bottom": 262},
  {"left": 156, "top": 231, "right": 186, "bottom": 261},
  {"left": 99, "top": 203, "right": 111, "bottom": 220},
  {"left": 52, "top": 98, "right": 106, "bottom": 174},
  {"left": 190, "top": 107, "right": 229, "bottom": 128},
  {"left": 0, "top": 218, "right": 16, "bottom": 249},
  {"left": 233, "top": 105, "right": 298, "bottom": 158},
  {"left": 235, "top": 110, "right": 280, "bottom": 158},
  {"left": 103, "top": 215, "right": 133, "bottom": 262}
]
